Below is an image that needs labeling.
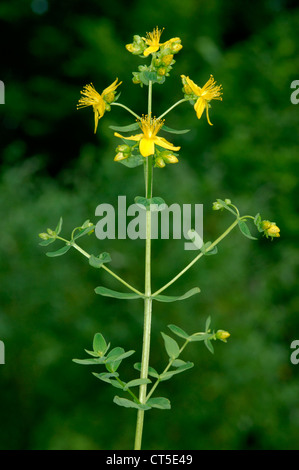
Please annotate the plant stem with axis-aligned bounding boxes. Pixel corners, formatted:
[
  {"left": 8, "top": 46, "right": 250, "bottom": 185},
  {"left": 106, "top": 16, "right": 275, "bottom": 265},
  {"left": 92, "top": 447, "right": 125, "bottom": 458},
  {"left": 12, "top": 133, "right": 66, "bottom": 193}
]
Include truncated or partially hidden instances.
[
  {"left": 67, "top": 240, "right": 144, "bottom": 296},
  {"left": 157, "top": 98, "right": 190, "bottom": 120},
  {"left": 111, "top": 102, "right": 141, "bottom": 120},
  {"left": 152, "top": 218, "right": 239, "bottom": 297},
  {"left": 134, "top": 80, "right": 153, "bottom": 451},
  {"left": 146, "top": 339, "right": 190, "bottom": 401}
]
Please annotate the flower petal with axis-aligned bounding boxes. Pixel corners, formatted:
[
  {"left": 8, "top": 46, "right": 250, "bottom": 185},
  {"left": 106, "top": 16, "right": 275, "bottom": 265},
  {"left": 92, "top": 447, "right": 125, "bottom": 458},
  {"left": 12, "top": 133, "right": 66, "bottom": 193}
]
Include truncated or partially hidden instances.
[
  {"left": 114, "top": 132, "right": 143, "bottom": 142},
  {"left": 139, "top": 137, "right": 155, "bottom": 157},
  {"left": 154, "top": 136, "right": 181, "bottom": 152},
  {"left": 143, "top": 46, "right": 159, "bottom": 57},
  {"left": 205, "top": 104, "right": 213, "bottom": 126},
  {"left": 194, "top": 98, "right": 205, "bottom": 120},
  {"left": 185, "top": 76, "right": 202, "bottom": 96},
  {"left": 102, "top": 78, "right": 122, "bottom": 97}
]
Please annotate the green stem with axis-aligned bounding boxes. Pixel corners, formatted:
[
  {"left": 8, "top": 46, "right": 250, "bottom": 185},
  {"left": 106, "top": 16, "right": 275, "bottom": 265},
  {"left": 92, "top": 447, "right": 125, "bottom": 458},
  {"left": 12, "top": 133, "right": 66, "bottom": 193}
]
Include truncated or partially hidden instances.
[
  {"left": 146, "top": 339, "right": 190, "bottom": 401},
  {"left": 111, "top": 102, "right": 141, "bottom": 120},
  {"left": 157, "top": 98, "right": 190, "bottom": 120},
  {"left": 134, "top": 80, "right": 153, "bottom": 451},
  {"left": 152, "top": 218, "right": 239, "bottom": 297}
]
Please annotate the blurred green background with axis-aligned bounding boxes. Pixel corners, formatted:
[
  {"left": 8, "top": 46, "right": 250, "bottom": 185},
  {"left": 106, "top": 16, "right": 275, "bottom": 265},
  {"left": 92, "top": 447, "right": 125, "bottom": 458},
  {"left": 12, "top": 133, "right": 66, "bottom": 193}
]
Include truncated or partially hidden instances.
[{"left": 1, "top": 0, "right": 299, "bottom": 450}]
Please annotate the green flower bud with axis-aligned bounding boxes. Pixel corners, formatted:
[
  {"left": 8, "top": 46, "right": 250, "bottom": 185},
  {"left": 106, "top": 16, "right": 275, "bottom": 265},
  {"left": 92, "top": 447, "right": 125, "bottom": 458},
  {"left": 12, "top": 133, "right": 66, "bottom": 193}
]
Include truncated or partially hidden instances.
[
  {"left": 47, "top": 228, "right": 55, "bottom": 236},
  {"left": 212, "top": 202, "right": 222, "bottom": 211},
  {"left": 39, "top": 232, "right": 51, "bottom": 240},
  {"left": 215, "top": 330, "right": 230, "bottom": 342}
]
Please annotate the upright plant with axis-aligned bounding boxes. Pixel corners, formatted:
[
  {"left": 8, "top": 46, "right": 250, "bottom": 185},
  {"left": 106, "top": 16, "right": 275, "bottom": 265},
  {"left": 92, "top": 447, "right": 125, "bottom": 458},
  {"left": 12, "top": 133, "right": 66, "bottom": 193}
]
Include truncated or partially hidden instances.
[{"left": 39, "top": 27, "right": 280, "bottom": 450}]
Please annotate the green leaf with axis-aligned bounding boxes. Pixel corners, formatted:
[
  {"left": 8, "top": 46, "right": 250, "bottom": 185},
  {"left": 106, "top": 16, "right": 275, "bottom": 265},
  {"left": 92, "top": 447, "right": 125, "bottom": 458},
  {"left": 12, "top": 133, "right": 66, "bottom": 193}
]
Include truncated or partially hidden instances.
[
  {"left": 167, "top": 324, "right": 190, "bottom": 339},
  {"left": 160, "top": 362, "right": 194, "bottom": 381},
  {"left": 134, "top": 363, "right": 159, "bottom": 378},
  {"left": 161, "top": 333, "right": 180, "bottom": 359},
  {"left": 146, "top": 397, "right": 171, "bottom": 410},
  {"left": 216, "top": 199, "right": 238, "bottom": 216},
  {"left": 105, "top": 350, "right": 135, "bottom": 364},
  {"left": 172, "top": 359, "right": 187, "bottom": 367},
  {"left": 94, "top": 286, "right": 143, "bottom": 300},
  {"left": 92, "top": 372, "right": 119, "bottom": 384},
  {"left": 189, "top": 332, "right": 214, "bottom": 342},
  {"left": 205, "top": 316, "right": 211, "bottom": 332},
  {"left": 204, "top": 339, "right": 214, "bottom": 354},
  {"left": 201, "top": 241, "right": 218, "bottom": 256},
  {"left": 238, "top": 220, "right": 258, "bottom": 240},
  {"left": 153, "top": 287, "right": 200, "bottom": 303},
  {"left": 93, "top": 333, "right": 107, "bottom": 355},
  {"left": 89, "top": 252, "right": 111, "bottom": 269},
  {"left": 119, "top": 154, "right": 144, "bottom": 168},
  {"left": 134, "top": 196, "right": 166, "bottom": 211},
  {"left": 72, "top": 357, "right": 106, "bottom": 365},
  {"left": 113, "top": 396, "right": 151, "bottom": 411},
  {"left": 105, "top": 347, "right": 124, "bottom": 373},
  {"left": 46, "top": 245, "right": 71, "bottom": 257},
  {"left": 161, "top": 125, "right": 190, "bottom": 135},
  {"left": 55, "top": 217, "right": 63, "bottom": 235},
  {"left": 73, "top": 225, "right": 95, "bottom": 240},
  {"left": 39, "top": 238, "right": 56, "bottom": 246},
  {"left": 109, "top": 122, "right": 140, "bottom": 132},
  {"left": 123, "top": 378, "right": 151, "bottom": 391}
]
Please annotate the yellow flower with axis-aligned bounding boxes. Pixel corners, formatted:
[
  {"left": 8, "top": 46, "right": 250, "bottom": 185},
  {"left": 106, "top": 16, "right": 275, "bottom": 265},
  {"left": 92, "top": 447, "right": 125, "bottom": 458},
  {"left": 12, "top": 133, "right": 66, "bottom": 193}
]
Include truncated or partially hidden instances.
[
  {"left": 216, "top": 330, "right": 230, "bottom": 342},
  {"left": 262, "top": 221, "right": 280, "bottom": 238},
  {"left": 142, "top": 27, "right": 164, "bottom": 57},
  {"left": 181, "top": 74, "right": 222, "bottom": 125},
  {"left": 77, "top": 79, "right": 122, "bottom": 133},
  {"left": 114, "top": 115, "right": 180, "bottom": 158}
]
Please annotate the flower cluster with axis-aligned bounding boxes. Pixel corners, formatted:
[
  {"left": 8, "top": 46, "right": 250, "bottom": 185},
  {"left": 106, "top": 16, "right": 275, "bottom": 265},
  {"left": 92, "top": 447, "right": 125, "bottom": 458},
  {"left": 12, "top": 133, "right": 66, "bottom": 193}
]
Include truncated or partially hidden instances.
[
  {"left": 126, "top": 27, "right": 183, "bottom": 86},
  {"left": 114, "top": 114, "right": 180, "bottom": 167}
]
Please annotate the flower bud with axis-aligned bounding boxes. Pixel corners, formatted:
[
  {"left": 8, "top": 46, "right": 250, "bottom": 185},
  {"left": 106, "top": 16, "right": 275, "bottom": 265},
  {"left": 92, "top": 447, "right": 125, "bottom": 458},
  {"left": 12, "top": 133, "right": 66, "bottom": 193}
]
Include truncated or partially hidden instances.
[
  {"left": 161, "top": 54, "right": 173, "bottom": 66},
  {"left": 39, "top": 232, "right": 51, "bottom": 240},
  {"left": 47, "top": 228, "right": 55, "bottom": 236},
  {"left": 116, "top": 144, "right": 131, "bottom": 154},
  {"left": 157, "top": 66, "right": 167, "bottom": 76},
  {"left": 155, "top": 156, "right": 166, "bottom": 168},
  {"left": 104, "top": 92, "right": 115, "bottom": 104},
  {"left": 212, "top": 202, "right": 222, "bottom": 211},
  {"left": 215, "top": 330, "right": 230, "bottom": 342},
  {"left": 224, "top": 198, "right": 231, "bottom": 205}
]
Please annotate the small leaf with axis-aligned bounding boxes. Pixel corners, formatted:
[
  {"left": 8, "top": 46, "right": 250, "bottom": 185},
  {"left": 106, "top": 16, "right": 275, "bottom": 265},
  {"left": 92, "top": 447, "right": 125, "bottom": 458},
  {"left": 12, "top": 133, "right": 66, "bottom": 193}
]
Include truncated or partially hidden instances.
[
  {"left": 205, "top": 316, "right": 211, "bottom": 332},
  {"left": 160, "top": 362, "right": 194, "bottom": 381},
  {"left": 167, "top": 324, "right": 190, "bottom": 340},
  {"left": 39, "top": 238, "right": 56, "bottom": 246},
  {"left": 72, "top": 357, "right": 106, "bottom": 365},
  {"left": 109, "top": 122, "right": 140, "bottom": 132},
  {"left": 161, "top": 125, "right": 190, "bottom": 135},
  {"left": 94, "top": 286, "right": 143, "bottom": 300},
  {"left": 89, "top": 252, "right": 111, "bottom": 269},
  {"left": 172, "top": 359, "right": 187, "bottom": 367},
  {"left": 201, "top": 241, "right": 218, "bottom": 256},
  {"left": 161, "top": 333, "right": 180, "bottom": 359},
  {"left": 216, "top": 199, "right": 238, "bottom": 216},
  {"left": 93, "top": 333, "right": 107, "bottom": 355},
  {"left": 119, "top": 154, "right": 144, "bottom": 168},
  {"left": 123, "top": 378, "right": 151, "bottom": 391},
  {"left": 55, "top": 217, "right": 63, "bottom": 235},
  {"left": 46, "top": 245, "right": 71, "bottom": 257},
  {"left": 105, "top": 350, "right": 135, "bottom": 363},
  {"left": 134, "top": 363, "right": 159, "bottom": 378},
  {"left": 146, "top": 397, "right": 171, "bottom": 410},
  {"left": 238, "top": 220, "right": 257, "bottom": 240},
  {"left": 189, "top": 332, "right": 214, "bottom": 342},
  {"left": 134, "top": 196, "right": 166, "bottom": 212},
  {"left": 204, "top": 339, "right": 214, "bottom": 354},
  {"left": 73, "top": 225, "right": 95, "bottom": 240},
  {"left": 92, "top": 372, "right": 119, "bottom": 384},
  {"left": 113, "top": 396, "right": 151, "bottom": 411},
  {"left": 153, "top": 287, "right": 200, "bottom": 303}
]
